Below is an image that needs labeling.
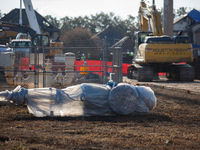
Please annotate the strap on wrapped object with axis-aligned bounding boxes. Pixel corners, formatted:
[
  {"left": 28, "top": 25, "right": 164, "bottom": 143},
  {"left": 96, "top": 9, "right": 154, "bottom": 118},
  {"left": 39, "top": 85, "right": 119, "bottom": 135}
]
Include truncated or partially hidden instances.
[
  {"left": 56, "top": 89, "right": 61, "bottom": 104},
  {"left": 12, "top": 88, "right": 28, "bottom": 105},
  {"left": 0, "top": 86, "right": 28, "bottom": 105}
]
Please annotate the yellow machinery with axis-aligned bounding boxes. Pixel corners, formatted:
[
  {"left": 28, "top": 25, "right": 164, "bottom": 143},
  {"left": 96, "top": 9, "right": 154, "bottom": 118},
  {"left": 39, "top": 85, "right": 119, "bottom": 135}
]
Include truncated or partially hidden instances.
[
  {"left": 0, "top": 31, "right": 18, "bottom": 39},
  {"left": 127, "top": 0, "right": 195, "bottom": 81},
  {"left": 0, "top": 31, "right": 18, "bottom": 45},
  {"left": 0, "top": 21, "right": 63, "bottom": 57},
  {"left": 49, "top": 42, "right": 63, "bottom": 57}
]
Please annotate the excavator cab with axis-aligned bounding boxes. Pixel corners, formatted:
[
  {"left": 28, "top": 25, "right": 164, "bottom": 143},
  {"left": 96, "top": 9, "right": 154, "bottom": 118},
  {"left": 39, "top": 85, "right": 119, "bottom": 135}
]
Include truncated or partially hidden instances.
[
  {"left": 173, "top": 36, "right": 191, "bottom": 44},
  {"left": 134, "top": 31, "right": 153, "bottom": 59},
  {"left": 32, "top": 34, "right": 49, "bottom": 47}
]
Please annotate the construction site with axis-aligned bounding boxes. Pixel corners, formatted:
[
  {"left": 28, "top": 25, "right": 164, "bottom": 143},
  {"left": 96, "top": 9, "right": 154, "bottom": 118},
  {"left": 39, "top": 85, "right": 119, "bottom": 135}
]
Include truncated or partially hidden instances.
[{"left": 0, "top": 0, "right": 200, "bottom": 149}]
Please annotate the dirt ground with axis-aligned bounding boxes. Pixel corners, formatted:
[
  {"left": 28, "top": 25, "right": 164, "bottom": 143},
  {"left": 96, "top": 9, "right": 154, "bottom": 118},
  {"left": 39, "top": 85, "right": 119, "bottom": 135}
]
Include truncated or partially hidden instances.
[{"left": 0, "top": 78, "right": 200, "bottom": 150}]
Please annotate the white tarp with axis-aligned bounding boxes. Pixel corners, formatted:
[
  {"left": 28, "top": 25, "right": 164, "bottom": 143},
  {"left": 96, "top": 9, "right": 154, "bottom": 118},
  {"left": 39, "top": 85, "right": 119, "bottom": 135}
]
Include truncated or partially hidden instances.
[
  {"left": 108, "top": 83, "right": 139, "bottom": 115},
  {"left": 0, "top": 83, "right": 157, "bottom": 117}
]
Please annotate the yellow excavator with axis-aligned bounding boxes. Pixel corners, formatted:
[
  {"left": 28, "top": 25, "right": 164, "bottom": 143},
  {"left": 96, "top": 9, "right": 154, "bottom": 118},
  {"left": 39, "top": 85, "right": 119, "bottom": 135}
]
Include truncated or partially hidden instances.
[{"left": 127, "top": 0, "right": 195, "bottom": 81}]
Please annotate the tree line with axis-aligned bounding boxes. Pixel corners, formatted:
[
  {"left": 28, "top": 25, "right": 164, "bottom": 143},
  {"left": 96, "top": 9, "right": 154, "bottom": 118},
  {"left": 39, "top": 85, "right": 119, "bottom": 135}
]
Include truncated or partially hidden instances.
[
  {"left": 0, "top": 7, "right": 198, "bottom": 47},
  {"left": 0, "top": 7, "right": 197, "bottom": 35},
  {"left": 44, "top": 7, "right": 196, "bottom": 46},
  {"left": 45, "top": 12, "right": 138, "bottom": 37},
  {"left": 45, "top": 7, "right": 195, "bottom": 35}
]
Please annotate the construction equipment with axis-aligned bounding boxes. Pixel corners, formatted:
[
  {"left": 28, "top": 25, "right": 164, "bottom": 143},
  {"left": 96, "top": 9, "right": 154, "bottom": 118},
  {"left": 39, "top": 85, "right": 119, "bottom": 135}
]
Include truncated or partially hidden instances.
[
  {"left": 0, "top": 21, "right": 36, "bottom": 45},
  {"left": 0, "top": 21, "right": 48, "bottom": 47},
  {"left": 189, "top": 46, "right": 200, "bottom": 79},
  {"left": 0, "top": 30, "right": 18, "bottom": 45},
  {"left": 127, "top": 0, "right": 195, "bottom": 81},
  {"left": 0, "top": 0, "right": 47, "bottom": 46},
  {"left": 22, "top": 0, "right": 63, "bottom": 56},
  {"left": 0, "top": 0, "right": 63, "bottom": 56},
  {"left": 49, "top": 36, "right": 63, "bottom": 57}
]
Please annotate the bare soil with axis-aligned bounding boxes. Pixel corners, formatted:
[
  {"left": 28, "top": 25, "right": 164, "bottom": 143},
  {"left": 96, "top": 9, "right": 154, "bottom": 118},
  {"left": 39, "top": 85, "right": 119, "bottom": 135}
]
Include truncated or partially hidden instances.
[{"left": 0, "top": 78, "right": 200, "bottom": 150}]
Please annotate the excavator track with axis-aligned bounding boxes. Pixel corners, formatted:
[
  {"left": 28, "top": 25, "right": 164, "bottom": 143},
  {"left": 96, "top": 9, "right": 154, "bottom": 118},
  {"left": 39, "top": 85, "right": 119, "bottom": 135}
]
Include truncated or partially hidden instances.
[
  {"left": 127, "top": 64, "right": 153, "bottom": 81},
  {"left": 166, "top": 64, "right": 195, "bottom": 81}
]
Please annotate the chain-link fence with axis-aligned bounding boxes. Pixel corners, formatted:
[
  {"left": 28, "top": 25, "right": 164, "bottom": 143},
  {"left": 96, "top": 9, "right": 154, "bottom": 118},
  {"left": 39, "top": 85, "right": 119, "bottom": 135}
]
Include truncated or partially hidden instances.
[
  {"left": 0, "top": 38, "right": 123, "bottom": 90},
  {"left": 193, "top": 48, "right": 200, "bottom": 59},
  {"left": 189, "top": 48, "right": 200, "bottom": 79}
]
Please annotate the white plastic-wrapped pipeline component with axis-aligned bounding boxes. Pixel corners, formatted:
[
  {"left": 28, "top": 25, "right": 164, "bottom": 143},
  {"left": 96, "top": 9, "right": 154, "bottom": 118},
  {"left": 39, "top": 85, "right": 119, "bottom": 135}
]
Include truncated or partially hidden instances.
[
  {"left": 0, "top": 83, "right": 157, "bottom": 117},
  {"left": 108, "top": 83, "right": 140, "bottom": 115},
  {"left": 136, "top": 86, "right": 157, "bottom": 110},
  {"left": 27, "top": 83, "right": 114, "bottom": 117},
  {"left": 0, "top": 84, "right": 114, "bottom": 117}
]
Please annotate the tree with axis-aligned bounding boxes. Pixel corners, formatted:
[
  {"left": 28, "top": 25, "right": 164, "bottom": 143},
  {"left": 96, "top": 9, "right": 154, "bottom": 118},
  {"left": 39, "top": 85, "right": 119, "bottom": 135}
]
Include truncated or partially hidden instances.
[
  {"left": 60, "top": 16, "right": 90, "bottom": 34},
  {"left": 176, "top": 7, "right": 188, "bottom": 17},
  {"left": 44, "top": 15, "right": 61, "bottom": 29},
  {"left": 60, "top": 27, "right": 99, "bottom": 47},
  {"left": 0, "top": 10, "right": 2, "bottom": 19},
  {"left": 60, "top": 27, "right": 101, "bottom": 60},
  {"left": 59, "top": 12, "right": 138, "bottom": 37}
]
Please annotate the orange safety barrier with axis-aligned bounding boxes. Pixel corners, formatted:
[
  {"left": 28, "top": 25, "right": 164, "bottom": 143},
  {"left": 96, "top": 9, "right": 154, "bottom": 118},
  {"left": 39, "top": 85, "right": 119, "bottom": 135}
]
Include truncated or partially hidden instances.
[
  {"left": 19, "top": 58, "right": 172, "bottom": 77},
  {"left": 75, "top": 60, "right": 113, "bottom": 76}
]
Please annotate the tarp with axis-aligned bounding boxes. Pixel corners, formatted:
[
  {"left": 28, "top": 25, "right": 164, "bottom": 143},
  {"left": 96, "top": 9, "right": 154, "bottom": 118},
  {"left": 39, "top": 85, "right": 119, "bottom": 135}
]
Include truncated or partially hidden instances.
[
  {"left": 0, "top": 45, "right": 12, "bottom": 53},
  {"left": 0, "top": 83, "right": 157, "bottom": 117}
]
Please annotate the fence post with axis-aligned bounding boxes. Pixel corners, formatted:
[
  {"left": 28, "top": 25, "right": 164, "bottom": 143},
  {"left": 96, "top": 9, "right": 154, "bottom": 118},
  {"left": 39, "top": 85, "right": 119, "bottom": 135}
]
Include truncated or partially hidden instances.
[
  {"left": 42, "top": 40, "right": 45, "bottom": 88},
  {"left": 103, "top": 37, "right": 107, "bottom": 84},
  {"left": 105, "top": 37, "right": 107, "bottom": 84},
  {"left": 120, "top": 47, "right": 123, "bottom": 83},
  {"left": 34, "top": 46, "right": 37, "bottom": 88}
]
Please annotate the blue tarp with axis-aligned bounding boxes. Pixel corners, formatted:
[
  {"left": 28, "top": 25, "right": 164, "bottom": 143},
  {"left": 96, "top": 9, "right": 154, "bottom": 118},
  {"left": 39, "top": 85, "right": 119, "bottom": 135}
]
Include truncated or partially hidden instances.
[{"left": 0, "top": 45, "right": 12, "bottom": 53}]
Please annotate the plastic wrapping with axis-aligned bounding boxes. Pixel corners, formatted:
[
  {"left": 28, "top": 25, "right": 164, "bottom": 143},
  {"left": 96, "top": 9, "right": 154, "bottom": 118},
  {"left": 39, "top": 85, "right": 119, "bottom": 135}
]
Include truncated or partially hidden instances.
[
  {"left": 134, "top": 100, "right": 150, "bottom": 115},
  {"left": 0, "top": 84, "right": 114, "bottom": 117},
  {"left": 108, "top": 83, "right": 139, "bottom": 115},
  {"left": 108, "top": 83, "right": 157, "bottom": 115},
  {"left": 136, "top": 86, "right": 157, "bottom": 110},
  {"left": 0, "top": 83, "right": 157, "bottom": 117},
  {"left": 27, "top": 83, "right": 114, "bottom": 117}
]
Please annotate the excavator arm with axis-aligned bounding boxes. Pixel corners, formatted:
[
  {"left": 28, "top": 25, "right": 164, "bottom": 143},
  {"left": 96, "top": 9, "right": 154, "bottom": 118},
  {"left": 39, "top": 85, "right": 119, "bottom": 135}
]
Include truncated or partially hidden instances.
[
  {"left": 139, "top": 0, "right": 163, "bottom": 36},
  {"left": 0, "top": 22, "right": 36, "bottom": 40}
]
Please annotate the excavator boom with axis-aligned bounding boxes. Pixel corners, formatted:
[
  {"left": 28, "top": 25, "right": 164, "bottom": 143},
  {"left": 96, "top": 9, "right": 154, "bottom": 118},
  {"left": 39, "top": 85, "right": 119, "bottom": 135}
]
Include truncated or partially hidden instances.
[{"left": 139, "top": 0, "right": 163, "bottom": 36}]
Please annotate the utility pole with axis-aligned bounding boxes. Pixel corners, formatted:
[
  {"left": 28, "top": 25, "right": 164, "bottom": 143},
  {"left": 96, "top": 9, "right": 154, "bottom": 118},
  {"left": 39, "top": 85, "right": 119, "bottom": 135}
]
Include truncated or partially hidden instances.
[{"left": 163, "top": 0, "right": 173, "bottom": 38}]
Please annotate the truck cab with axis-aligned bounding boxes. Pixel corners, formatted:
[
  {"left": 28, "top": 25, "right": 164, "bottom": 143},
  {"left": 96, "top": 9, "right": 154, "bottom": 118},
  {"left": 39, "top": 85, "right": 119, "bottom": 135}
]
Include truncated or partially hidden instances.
[
  {"left": 11, "top": 39, "right": 32, "bottom": 68},
  {"left": 11, "top": 39, "right": 32, "bottom": 56}
]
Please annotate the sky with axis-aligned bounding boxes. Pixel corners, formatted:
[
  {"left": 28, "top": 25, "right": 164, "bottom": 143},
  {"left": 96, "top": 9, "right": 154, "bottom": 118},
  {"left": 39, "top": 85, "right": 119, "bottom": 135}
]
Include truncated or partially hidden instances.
[{"left": 1, "top": 0, "right": 200, "bottom": 20}]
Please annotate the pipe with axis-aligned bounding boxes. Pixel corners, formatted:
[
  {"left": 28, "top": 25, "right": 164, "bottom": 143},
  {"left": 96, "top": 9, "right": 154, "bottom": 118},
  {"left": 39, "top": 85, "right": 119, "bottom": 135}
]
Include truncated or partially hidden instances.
[
  {"left": 22, "top": 72, "right": 35, "bottom": 88},
  {"left": 5, "top": 52, "right": 75, "bottom": 89},
  {"left": 5, "top": 76, "right": 14, "bottom": 85},
  {"left": 63, "top": 71, "right": 74, "bottom": 86},
  {"left": 4, "top": 66, "right": 15, "bottom": 85},
  {"left": 52, "top": 70, "right": 74, "bottom": 87}
]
